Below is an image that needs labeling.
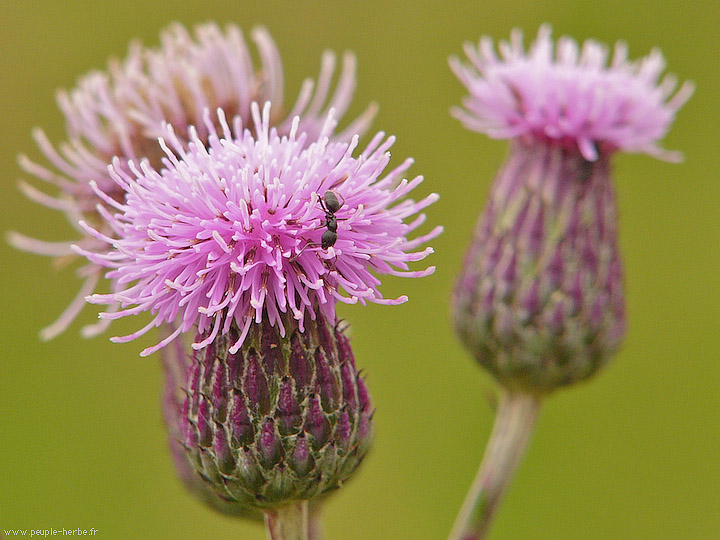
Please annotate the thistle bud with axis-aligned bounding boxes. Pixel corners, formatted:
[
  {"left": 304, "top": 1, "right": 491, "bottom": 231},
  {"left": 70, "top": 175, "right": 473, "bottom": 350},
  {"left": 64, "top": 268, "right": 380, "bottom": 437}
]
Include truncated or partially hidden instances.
[{"left": 180, "top": 309, "right": 373, "bottom": 509}]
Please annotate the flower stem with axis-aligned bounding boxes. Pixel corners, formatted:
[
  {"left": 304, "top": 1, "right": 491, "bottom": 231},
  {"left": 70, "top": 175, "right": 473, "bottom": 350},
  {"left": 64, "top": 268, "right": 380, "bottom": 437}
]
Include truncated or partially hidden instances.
[
  {"left": 308, "top": 500, "right": 325, "bottom": 540},
  {"left": 265, "top": 501, "right": 309, "bottom": 540},
  {"left": 448, "top": 390, "right": 542, "bottom": 540}
]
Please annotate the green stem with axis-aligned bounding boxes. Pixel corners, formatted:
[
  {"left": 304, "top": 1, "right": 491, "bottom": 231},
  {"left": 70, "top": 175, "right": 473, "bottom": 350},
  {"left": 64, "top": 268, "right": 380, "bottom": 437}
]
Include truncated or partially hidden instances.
[
  {"left": 307, "top": 500, "right": 325, "bottom": 540},
  {"left": 448, "top": 390, "right": 542, "bottom": 540},
  {"left": 265, "top": 501, "right": 309, "bottom": 540}
]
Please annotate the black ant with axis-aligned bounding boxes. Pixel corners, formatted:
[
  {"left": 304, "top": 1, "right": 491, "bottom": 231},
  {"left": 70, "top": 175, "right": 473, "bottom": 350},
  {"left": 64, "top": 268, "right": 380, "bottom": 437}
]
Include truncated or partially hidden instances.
[
  {"left": 319, "top": 190, "right": 344, "bottom": 249},
  {"left": 290, "top": 190, "right": 345, "bottom": 261}
]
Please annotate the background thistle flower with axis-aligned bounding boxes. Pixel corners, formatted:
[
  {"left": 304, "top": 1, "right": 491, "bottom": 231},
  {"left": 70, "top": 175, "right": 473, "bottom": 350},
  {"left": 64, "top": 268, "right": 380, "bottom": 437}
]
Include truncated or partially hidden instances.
[
  {"left": 450, "top": 24, "right": 694, "bottom": 162},
  {"left": 75, "top": 103, "right": 440, "bottom": 357},
  {"left": 448, "top": 25, "right": 693, "bottom": 540},
  {"left": 451, "top": 24, "right": 693, "bottom": 394},
  {"left": 9, "top": 22, "right": 376, "bottom": 340}
]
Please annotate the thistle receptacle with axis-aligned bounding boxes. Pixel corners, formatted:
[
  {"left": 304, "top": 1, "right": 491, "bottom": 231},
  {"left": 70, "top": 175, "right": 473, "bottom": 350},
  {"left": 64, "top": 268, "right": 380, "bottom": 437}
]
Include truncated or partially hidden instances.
[{"left": 181, "top": 309, "right": 372, "bottom": 509}]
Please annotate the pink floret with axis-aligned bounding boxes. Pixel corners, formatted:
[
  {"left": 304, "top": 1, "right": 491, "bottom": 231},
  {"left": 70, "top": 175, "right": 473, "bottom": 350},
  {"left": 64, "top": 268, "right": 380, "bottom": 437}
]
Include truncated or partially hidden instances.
[
  {"left": 75, "top": 103, "right": 441, "bottom": 356},
  {"left": 450, "top": 24, "right": 694, "bottom": 161}
]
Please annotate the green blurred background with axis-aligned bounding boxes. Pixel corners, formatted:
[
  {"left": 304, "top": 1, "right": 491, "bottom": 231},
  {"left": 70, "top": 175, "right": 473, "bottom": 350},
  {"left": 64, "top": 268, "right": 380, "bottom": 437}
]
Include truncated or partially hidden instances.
[{"left": 1, "top": 1, "right": 718, "bottom": 538}]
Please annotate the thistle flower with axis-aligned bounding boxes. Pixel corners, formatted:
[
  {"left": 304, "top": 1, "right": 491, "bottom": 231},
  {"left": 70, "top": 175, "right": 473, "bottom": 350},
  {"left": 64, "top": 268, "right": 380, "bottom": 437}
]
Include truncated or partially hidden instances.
[
  {"left": 75, "top": 102, "right": 440, "bottom": 357},
  {"left": 180, "top": 307, "right": 373, "bottom": 511},
  {"left": 133, "top": 101, "right": 434, "bottom": 529},
  {"left": 450, "top": 25, "right": 693, "bottom": 394},
  {"left": 10, "top": 22, "right": 376, "bottom": 340},
  {"left": 447, "top": 26, "right": 692, "bottom": 540}
]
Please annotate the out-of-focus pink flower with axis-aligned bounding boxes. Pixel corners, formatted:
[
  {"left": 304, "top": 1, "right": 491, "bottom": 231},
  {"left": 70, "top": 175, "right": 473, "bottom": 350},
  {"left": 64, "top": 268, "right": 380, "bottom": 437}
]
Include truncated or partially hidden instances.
[
  {"left": 450, "top": 26, "right": 692, "bottom": 393},
  {"left": 450, "top": 24, "right": 694, "bottom": 161}
]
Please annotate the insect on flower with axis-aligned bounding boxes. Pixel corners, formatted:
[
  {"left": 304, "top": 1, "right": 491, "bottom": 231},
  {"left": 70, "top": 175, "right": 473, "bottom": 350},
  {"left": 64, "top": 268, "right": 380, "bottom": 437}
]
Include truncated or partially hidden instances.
[
  {"left": 319, "top": 190, "right": 344, "bottom": 249},
  {"left": 290, "top": 190, "right": 345, "bottom": 262},
  {"left": 290, "top": 189, "right": 346, "bottom": 262}
]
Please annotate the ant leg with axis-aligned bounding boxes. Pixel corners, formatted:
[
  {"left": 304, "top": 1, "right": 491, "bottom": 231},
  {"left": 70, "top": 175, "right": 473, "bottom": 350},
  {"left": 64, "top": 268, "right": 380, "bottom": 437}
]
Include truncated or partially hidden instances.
[
  {"left": 334, "top": 318, "right": 351, "bottom": 335},
  {"left": 322, "top": 252, "right": 339, "bottom": 273},
  {"left": 289, "top": 240, "right": 320, "bottom": 262},
  {"left": 317, "top": 192, "right": 329, "bottom": 214}
]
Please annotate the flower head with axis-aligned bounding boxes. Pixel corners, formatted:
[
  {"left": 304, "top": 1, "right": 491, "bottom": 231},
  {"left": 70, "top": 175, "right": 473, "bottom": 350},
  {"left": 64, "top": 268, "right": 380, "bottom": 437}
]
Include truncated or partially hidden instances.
[
  {"left": 11, "top": 22, "right": 376, "bottom": 340},
  {"left": 450, "top": 24, "right": 694, "bottom": 161},
  {"left": 76, "top": 103, "right": 440, "bottom": 356}
]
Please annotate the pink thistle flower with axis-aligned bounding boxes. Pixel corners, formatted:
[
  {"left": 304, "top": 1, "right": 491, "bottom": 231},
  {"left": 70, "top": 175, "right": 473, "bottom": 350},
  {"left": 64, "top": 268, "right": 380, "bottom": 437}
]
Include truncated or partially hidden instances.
[
  {"left": 450, "top": 24, "right": 694, "bottom": 161},
  {"left": 447, "top": 28, "right": 693, "bottom": 540},
  {"left": 450, "top": 26, "right": 692, "bottom": 394},
  {"left": 10, "top": 22, "right": 376, "bottom": 340},
  {"left": 75, "top": 103, "right": 441, "bottom": 357}
]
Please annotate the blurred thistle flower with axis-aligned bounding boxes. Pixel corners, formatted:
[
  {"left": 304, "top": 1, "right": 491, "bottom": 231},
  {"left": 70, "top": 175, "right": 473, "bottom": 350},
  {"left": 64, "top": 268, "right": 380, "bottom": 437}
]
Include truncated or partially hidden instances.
[
  {"left": 450, "top": 24, "right": 693, "bottom": 394},
  {"left": 9, "top": 22, "right": 376, "bottom": 341},
  {"left": 447, "top": 26, "right": 693, "bottom": 540},
  {"left": 450, "top": 24, "right": 694, "bottom": 162},
  {"left": 74, "top": 102, "right": 440, "bottom": 357}
]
